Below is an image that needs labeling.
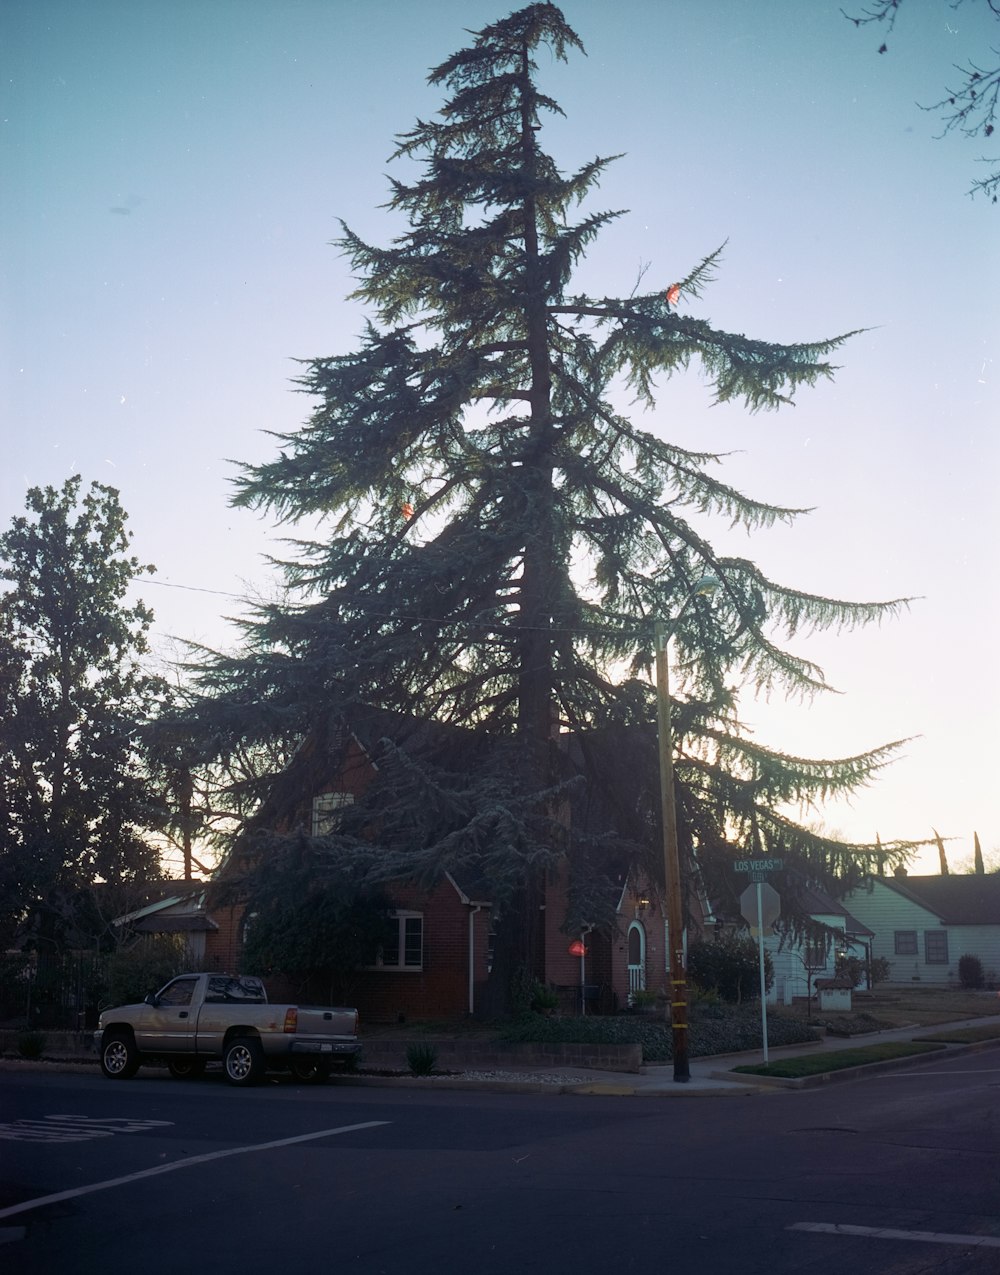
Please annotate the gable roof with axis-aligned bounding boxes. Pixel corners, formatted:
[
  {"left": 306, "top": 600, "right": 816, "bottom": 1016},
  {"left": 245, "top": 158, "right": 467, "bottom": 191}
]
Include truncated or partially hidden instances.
[
  {"left": 879, "top": 874, "right": 1000, "bottom": 925},
  {"left": 798, "top": 883, "right": 874, "bottom": 938},
  {"left": 112, "top": 883, "right": 217, "bottom": 934}
]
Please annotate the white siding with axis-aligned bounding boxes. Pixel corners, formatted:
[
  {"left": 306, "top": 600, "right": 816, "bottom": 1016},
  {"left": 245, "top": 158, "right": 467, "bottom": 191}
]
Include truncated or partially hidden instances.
[
  {"left": 841, "top": 880, "right": 1000, "bottom": 986},
  {"left": 947, "top": 926, "right": 1000, "bottom": 986},
  {"left": 763, "top": 914, "right": 853, "bottom": 1005}
]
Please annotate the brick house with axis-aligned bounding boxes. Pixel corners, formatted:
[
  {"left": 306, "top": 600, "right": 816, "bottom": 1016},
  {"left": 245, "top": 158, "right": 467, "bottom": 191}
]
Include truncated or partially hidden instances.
[{"left": 145, "top": 711, "right": 703, "bottom": 1022}]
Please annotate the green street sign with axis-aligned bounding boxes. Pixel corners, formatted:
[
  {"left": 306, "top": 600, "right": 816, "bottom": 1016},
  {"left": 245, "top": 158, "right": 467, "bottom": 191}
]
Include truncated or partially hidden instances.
[{"left": 734, "top": 857, "right": 784, "bottom": 882}]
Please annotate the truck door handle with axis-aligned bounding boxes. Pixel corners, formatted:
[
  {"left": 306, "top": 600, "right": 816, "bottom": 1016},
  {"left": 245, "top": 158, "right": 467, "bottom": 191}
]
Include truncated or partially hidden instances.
[{"left": 179, "top": 1011, "right": 188, "bottom": 1018}]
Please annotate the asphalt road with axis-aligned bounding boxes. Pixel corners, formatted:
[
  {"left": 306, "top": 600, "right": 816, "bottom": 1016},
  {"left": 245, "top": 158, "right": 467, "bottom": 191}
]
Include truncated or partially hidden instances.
[{"left": 2, "top": 1051, "right": 999, "bottom": 1274}]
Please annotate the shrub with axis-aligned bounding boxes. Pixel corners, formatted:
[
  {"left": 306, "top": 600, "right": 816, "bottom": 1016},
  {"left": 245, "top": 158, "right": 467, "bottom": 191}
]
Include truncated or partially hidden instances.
[
  {"left": 689, "top": 982, "right": 725, "bottom": 1011},
  {"left": 17, "top": 1030, "right": 47, "bottom": 1060},
  {"left": 405, "top": 1043, "right": 438, "bottom": 1075},
  {"left": 530, "top": 982, "right": 560, "bottom": 1012},
  {"left": 687, "top": 933, "right": 773, "bottom": 1003},
  {"left": 103, "top": 936, "right": 187, "bottom": 1009},
  {"left": 495, "top": 1004, "right": 816, "bottom": 1062},
  {"left": 958, "top": 954, "right": 985, "bottom": 990},
  {"left": 509, "top": 965, "right": 536, "bottom": 1018},
  {"left": 869, "top": 957, "right": 891, "bottom": 985},
  {"left": 834, "top": 955, "right": 865, "bottom": 988}
]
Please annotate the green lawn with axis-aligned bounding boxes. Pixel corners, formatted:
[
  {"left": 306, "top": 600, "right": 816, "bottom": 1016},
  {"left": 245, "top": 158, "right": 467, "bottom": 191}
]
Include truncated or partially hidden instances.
[{"left": 732, "top": 1040, "right": 946, "bottom": 1079}]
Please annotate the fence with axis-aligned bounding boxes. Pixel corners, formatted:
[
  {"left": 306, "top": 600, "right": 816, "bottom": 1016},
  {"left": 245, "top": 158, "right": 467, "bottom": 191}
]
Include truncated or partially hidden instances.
[{"left": 0, "top": 951, "right": 109, "bottom": 1030}]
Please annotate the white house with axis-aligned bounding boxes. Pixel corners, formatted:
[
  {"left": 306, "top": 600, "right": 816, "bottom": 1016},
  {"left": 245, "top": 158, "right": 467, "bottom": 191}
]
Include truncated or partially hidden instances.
[
  {"left": 842, "top": 874, "right": 1000, "bottom": 986},
  {"left": 764, "top": 884, "right": 873, "bottom": 1006}
]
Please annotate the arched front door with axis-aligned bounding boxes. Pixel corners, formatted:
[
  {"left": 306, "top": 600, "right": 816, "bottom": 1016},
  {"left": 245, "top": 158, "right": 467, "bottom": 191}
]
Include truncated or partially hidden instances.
[{"left": 627, "top": 921, "right": 646, "bottom": 1003}]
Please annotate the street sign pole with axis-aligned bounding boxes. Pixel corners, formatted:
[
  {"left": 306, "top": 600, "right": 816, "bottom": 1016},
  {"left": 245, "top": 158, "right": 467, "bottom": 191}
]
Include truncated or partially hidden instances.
[
  {"left": 736, "top": 863, "right": 782, "bottom": 1067},
  {"left": 756, "top": 881, "right": 769, "bottom": 1064}
]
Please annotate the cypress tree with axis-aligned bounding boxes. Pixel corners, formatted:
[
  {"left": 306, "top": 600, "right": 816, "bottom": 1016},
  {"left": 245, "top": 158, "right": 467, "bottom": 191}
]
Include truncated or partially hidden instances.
[{"left": 178, "top": 5, "right": 920, "bottom": 1005}]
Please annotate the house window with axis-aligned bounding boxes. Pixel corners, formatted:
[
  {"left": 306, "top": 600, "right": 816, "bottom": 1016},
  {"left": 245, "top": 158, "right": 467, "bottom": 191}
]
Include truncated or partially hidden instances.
[
  {"left": 805, "top": 940, "right": 828, "bottom": 970},
  {"left": 924, "top": 930, "right": 949, "bottom": 964},
  {"left": 311, "top": 791, "right": 353, "bottom": 835},
  {"left": 370, "top": 912, "right": 423, "bottom": 971},
  {"left": 894, "top": 930, "right": 918, "bottom": 955}
]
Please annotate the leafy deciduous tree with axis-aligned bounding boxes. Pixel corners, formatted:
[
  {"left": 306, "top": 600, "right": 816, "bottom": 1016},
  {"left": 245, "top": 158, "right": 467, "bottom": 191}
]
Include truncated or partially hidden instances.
[
  {"left": 0, "top": 476, "right": 165, "bottom": 949},
  {"left": 845, "top": 0, "right": 1000, "bottom": 201}
]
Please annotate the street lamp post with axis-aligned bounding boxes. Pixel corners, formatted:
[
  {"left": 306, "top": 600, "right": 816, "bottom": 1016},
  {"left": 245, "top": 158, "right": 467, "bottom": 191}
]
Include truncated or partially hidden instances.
[{"left": 655, "top": 575, "right": 719, "bottom": 1083}]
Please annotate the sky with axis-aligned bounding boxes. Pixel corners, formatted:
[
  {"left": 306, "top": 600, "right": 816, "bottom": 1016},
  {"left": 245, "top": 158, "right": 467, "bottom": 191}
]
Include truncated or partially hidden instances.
[{"left": 3, "top": 0, "right": 998, "bottom": 876}]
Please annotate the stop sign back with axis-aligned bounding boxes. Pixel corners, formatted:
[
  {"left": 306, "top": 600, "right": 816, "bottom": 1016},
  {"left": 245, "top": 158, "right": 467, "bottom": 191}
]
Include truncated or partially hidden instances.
[{"left": 740, "top": 881, "right": 780, "bottom": 932}]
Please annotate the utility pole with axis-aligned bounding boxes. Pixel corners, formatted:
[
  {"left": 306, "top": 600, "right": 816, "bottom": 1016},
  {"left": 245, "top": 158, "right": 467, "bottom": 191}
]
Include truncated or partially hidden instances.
[{"left": 654, "top": 575, "right": 719, "bottom": 1083}]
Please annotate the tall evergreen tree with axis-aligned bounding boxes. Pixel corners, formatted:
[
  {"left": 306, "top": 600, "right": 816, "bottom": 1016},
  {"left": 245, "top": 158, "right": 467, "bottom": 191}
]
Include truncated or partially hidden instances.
[
  {"left": 179, "top": 5, "right": 918, "bottom": 1003},
  {"left": 934, "top": 828, "right": 950, "bottom": 875},
  {"left": 0, "top": 476, "right": 165, "bottom": 949}
]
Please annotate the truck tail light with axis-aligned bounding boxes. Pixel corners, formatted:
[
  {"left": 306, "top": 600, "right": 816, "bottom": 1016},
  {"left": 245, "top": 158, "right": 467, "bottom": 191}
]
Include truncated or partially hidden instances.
[{"left": 283, "top": 1008, "right": 298, "bottom": 1033}]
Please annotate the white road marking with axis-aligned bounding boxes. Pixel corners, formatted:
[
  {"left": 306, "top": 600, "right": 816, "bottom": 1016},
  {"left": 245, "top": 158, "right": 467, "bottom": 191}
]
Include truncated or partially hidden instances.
[
  {"left": 789, "top": 1222, "right": 1000, "bottom": 1249},
  {"left": 0, "top": 1115, "right": 174, "bottom": 1143},
  {"left": 0, "top": 1120, "right": 389, "bottom": 1220}
]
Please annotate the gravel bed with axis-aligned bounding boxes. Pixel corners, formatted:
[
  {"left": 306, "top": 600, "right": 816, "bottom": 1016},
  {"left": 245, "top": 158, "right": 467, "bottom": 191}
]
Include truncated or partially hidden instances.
[{"left": 420, "top": 1068, "right": 605, "bottom": 1084}]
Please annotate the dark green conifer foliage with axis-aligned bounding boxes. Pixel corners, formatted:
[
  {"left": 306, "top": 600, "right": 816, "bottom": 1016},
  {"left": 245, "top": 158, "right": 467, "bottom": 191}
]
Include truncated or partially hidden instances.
[{"left": 182, "top": 5, "right": 921, "bottom": 1004}]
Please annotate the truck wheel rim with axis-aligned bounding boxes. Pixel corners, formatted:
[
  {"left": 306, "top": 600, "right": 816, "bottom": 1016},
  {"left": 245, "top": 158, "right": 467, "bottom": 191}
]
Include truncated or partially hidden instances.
[
  {"left": 105, "top": 1041, "right": 128, "bottom": 1073},
  {"left": 228, "top": 1046, "right": 252, "bottom": 1078}
]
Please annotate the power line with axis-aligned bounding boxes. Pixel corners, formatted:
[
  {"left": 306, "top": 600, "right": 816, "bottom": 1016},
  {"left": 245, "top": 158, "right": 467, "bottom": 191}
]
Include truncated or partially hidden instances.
[
  {"left": 141, "top": 578, "right": 246, "bottom": 600},
  {"left": 136, "top": 573, "right": 711, "bottom": 643}
]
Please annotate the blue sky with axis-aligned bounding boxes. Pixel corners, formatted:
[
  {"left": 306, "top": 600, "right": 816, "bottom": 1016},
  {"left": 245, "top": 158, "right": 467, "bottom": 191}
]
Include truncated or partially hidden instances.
[{"left": 3, "top": 0, "right": 998, "bottom": 873}]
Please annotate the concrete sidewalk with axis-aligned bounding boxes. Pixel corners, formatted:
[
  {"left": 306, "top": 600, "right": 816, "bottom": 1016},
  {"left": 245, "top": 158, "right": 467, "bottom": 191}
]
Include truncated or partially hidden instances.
[{"left": 551, "top": 1013, "right": 1000, "bottom": 1096}]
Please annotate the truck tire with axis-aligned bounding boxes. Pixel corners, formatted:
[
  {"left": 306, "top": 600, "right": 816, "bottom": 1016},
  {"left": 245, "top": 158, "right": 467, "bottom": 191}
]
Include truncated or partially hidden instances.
[
  {"left": 289, "top": 1057, "right": 332, "bottom": 1084},
  {"left": 223, "top": 1036, "right": 265, "bottom": 1086},
  {"left": 167, "top": 1057, "right": 207, "bottom": 1080},
  {"left": 100, "top": 1031, "right": 141, "bottom": 1079}
]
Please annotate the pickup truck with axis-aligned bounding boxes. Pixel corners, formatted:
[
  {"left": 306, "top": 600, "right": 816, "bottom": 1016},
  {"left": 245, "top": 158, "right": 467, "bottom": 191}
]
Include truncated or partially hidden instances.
[{"left": 95, "top": 973, "right": 361, "bottom": 1086}]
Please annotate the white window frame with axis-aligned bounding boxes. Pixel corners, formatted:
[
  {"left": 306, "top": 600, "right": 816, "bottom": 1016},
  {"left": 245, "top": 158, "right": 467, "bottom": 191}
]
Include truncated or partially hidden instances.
[
  {"left": 311, "top": 791, "right": 353, "bottom": 836},
  {"left": 369, "top": 911, "right": 424, "bottom": 972},
  {"left": 894, "top": 930, "right": 918, "bottom": 956}
]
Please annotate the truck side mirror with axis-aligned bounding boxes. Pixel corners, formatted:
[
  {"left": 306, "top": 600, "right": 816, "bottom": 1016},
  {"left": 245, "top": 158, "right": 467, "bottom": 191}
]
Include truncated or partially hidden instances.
[{"left": 144, "top": 993, "right": 159, "bottom": 1007}]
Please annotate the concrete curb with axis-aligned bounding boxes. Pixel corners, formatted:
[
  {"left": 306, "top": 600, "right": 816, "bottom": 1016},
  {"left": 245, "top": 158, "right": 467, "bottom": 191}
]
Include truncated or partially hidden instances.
[
  {"left": 712, "top": 1035, "right": 1000, "bottom": 1090},
  {"left": 3, "top": 1031, "right": 999, "bottom": 1096}
]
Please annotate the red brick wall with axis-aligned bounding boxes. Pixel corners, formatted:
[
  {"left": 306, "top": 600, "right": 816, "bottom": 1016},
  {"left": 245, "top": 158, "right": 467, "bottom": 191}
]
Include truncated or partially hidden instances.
[
  {"left": 350, "top": 881, "right": 492, "bottom": 1023},
  {"left": 204, "top": 904, "right": 246, "bottom": 974},
  {"left": 207, "top": 881, "right": 492, "bottom": 1023}
]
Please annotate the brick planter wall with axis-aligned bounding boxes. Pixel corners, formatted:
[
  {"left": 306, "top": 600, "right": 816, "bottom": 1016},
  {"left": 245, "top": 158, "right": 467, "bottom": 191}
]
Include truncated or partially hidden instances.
[{"left": 358, "top": 1039, "right": 642, "bottom": 1073}]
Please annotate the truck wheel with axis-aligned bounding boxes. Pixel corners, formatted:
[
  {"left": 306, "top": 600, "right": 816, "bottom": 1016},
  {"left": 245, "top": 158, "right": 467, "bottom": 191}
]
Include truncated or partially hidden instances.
[
  {"left": 289, "top": 1058, "right": 332, "bottom": 1084},
  {"left": 100, "top": 1031, "right": 140, "bottom": 1079},
  {"left": 223, "top": 1037, "right": 265, "bottom": 1086},
  {"left": 168, "top": 1057, "right": 207, "bottom": 1080}
]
